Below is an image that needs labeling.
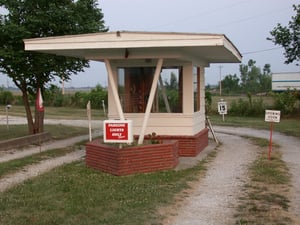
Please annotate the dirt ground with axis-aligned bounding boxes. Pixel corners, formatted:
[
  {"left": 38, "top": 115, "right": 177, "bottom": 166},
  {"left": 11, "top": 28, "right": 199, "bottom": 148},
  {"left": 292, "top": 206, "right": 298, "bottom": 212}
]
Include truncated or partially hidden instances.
[
  {"left": 214, "top": 126, "right": 300, "bottom": 221},
  {"left": 0, "top": 116, "right": 299, "bottom": 224},
  {"left": 163, "top": 132, "right": 257, "bottom": 225}
]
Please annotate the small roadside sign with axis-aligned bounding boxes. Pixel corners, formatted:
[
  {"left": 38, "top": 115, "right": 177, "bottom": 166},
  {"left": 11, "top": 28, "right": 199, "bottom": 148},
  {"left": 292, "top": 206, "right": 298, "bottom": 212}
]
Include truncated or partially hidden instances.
[
  {"left": 265, "top": 110, "right": 281, "bottom": 123},
  {"left": 264, "top": 110, "right": 281, "bottom": 160},
  {"left": 218, "top": 99, "right": 227, "bottom": 122},
  {"left": 103, "top": 120, "right": 133, "bottom": 143},
  {"left": 218, "top": 101, "right": 227, "bottom": 115}
]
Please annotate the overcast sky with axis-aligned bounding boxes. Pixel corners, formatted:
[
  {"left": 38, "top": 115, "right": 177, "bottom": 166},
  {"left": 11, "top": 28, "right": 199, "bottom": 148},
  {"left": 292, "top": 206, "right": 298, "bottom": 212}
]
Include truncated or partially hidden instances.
[{"left": 2, "top": 0, "right": 300, "bottom": 88}]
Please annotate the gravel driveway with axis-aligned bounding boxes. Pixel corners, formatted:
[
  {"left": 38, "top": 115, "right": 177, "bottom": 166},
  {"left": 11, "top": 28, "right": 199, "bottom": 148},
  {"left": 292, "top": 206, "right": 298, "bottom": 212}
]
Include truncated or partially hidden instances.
[
  {"left": 165, "top": 132, "right": 257, "bottom": 225},
  {"left": 164, "top": 126, "right": 300, "bottom": 224},
  {"left": 214, "top": 126, "right": 300, "bottom": 219}
]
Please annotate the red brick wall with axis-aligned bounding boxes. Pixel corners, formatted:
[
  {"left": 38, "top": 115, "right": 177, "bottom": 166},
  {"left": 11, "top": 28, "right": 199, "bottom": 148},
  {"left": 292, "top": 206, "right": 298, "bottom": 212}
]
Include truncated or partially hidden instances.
[
  {"left": 86, "top": 128, "right": 209, "bottom": 175},
  {"left": 86, "top": 140, "right": 179, "bottom": 176},
  {"left": 144, "top": 128, "right": 209, "bottom": 157}
]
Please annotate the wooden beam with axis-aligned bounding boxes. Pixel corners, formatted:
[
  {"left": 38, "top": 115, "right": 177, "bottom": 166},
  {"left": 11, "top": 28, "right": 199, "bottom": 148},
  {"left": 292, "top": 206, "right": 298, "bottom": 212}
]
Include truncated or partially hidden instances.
[
  {"left": 138, "top": 58, "right": 164, "bottom": 145},
  {"left": 104, "top": 59, "right": 125, "bottom": 120}
]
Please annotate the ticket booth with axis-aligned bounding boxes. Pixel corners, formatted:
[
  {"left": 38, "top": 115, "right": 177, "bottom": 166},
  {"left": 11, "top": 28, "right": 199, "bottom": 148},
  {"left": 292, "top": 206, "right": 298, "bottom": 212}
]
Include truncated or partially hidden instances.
[{"left": 24, "top": 31, "right": 242, "bottom": 174}]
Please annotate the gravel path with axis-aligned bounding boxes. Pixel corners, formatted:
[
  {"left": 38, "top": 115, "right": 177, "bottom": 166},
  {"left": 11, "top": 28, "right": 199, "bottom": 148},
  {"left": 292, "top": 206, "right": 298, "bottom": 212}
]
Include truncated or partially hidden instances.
[
  {"left": 0, "top": 150, "right": 85, "bottom": 193},
  {"left": 165, "top": 132, "right": 257, "bottom": 225},
  {"left": 0, "top": 134, "right": 91, "bottom": 163},
  {"left": 0, "top": 116, "right": 100, "bottom": 193},
  {"left": 0, "top": 115, "right": 102, "bottom": 128},
  {"left": 214, "top": 126, "right": 300, "bottom": 218}
]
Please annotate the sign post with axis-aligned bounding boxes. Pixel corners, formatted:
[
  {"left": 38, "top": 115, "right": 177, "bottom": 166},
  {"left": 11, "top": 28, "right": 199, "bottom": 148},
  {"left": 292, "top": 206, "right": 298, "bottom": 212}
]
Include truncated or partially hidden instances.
[
  {"left": 217, "top": 99, "right": 227, "bottom": 122},
  {"left": 86, "top": 101, "right": 92, "bottom": 142},
  {"left": 102, "top": 100, "right": 106, "bottom": 117},
  {"left": 5, "top": 104, "right": 12, "bottom": 130},
  {"left": 265, "top": 110, "right": 281, "bottom": 160}
]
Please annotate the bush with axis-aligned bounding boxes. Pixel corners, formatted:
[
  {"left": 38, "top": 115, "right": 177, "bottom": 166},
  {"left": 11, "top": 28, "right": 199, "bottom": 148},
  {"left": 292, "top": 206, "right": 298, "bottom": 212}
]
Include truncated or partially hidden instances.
[
  {"left": 272, "top": 90, "right": 299, "bottom": 115},
  {"left": 88, "top": 85, "right": 108, "bottom": 109},
  {"left": 0, "top": 88, "right": 14, "bottom": 105},
  {"left": 70, "top": 85, "right": 107, "bottom": 109},
  {"left": 229, "top": 93, "right": 265, "bottom": 117},
  {"left": 44, "top": 84, "right": 64, "bottom": 107},
  {"left": 205, "top": 90, "right": 212, "bottom": 114}
]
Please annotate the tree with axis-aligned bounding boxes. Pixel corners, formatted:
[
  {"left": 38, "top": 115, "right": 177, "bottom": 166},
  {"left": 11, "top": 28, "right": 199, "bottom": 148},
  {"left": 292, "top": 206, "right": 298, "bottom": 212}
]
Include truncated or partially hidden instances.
[
  {"left": 0, "top": 0, "right": 107, "bottom": 134},
  {"left": 164, "top": 72, "right": 178, "bottom": 90},
  {"left": 259, "top": 64, "right": 272, "bottom": 92},
  {"left": 239, "top": 60, "right": 272, "bottom": 94},
  {"left": 268, "top": 4, "right": 300, "bottom": 65},
  {"left": 221, "top": 74, "right": 240, "bottom": 94}
]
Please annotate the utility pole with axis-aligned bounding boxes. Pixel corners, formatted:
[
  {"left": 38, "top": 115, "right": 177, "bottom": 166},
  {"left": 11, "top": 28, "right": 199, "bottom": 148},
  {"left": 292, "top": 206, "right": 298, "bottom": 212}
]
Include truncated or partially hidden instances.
[
  {"left": 219, "top": 65, "right": 223, "bottom": 96},
  {"left": 61, "top": 77, "right": 65, "bottom": 95}
]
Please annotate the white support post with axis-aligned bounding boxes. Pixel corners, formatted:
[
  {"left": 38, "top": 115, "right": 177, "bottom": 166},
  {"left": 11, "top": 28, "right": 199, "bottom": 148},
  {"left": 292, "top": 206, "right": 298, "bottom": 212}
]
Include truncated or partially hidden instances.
[
  {"left": 138, "top": 58, "right": 163, "bottom": 145},
  {"left": 104, "top": 59, "right": 125, "bottom": 120}
]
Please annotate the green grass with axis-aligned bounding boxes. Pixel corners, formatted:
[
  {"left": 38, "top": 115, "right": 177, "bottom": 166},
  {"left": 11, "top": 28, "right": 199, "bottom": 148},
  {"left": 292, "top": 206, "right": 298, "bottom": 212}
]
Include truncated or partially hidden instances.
[
  {"left": 0, "top": 147, "right": 80, "bottom": 178},
  {"left": 0, "top": 124, "right": 89, "bottom": 141},
  {"left": 209, "top": 115, "right": 300, "bottom": 137},
  {"left": 0, "top": 105, "right": 106, "bottom": 120},
  {"left": 235, "top": 146, "right": 292, "bottom": 225},
  {"left": 0, "top": 100, "right": 298, "bottom": 224},
  {"left": 0, "top": 153, "right": 212, "bottom": 225},
  {"left": 247, "top": 136, "right": 280, "bottom": 148},
  {"left": 251, "top": 151, "right": 290, "bottom": 185},
  {"left": 210, "top": 95, "right": 274, "bottom": 113}
]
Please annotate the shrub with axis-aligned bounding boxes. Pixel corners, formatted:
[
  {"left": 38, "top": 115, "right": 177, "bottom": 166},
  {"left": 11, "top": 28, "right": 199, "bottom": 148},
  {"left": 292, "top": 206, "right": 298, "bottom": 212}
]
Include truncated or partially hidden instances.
[
  {"left": 229, "top": 93, "right": 265, "bottom": 117},
  {"left": 205, "top": 90, "right": 212, "bottom": 114},
  {"left": 88, "top": 85, "right": 108, "bottom": 109},
  {"left": 44, "top": 84, "right": 64, "bottom": 107},
  {"left": 71, "top": 91, "right": 89, "bottom": 108},
  {"left": 272, "top": 90, "right": 299, "bottom": 115},
  {"left": 0, "top": 88, "right": 14, "bottom": 105}
]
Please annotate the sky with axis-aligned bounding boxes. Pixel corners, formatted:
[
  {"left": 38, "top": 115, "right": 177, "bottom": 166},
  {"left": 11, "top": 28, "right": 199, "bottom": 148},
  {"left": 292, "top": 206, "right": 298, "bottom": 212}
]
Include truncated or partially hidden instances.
[{"left": 1, "top": 0, "right": 300, "bottom": 88}]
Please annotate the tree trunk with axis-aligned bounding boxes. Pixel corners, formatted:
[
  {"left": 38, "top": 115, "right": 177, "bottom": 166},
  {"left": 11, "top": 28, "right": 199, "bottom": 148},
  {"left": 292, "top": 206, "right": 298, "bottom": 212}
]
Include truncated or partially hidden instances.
[
  {"left": 34, "top": 109, "right": 44, "bottom": 133},
  {"left": 22, "top": 91, "right": 35, "bottom": 134}
]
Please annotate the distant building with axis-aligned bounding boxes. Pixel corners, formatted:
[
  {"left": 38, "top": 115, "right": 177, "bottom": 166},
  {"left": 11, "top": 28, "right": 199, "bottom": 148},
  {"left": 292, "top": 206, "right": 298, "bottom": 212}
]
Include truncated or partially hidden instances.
[{"left": 272, "top": 72, "right": 300, "bottom": 91}]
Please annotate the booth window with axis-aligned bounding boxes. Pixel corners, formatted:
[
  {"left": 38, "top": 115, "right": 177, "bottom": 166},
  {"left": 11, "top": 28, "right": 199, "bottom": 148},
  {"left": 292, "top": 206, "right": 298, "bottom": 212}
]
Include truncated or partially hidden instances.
[
  {"left": 193, "top": 66, "right": 201, "bottom": 112},
  {"left": 118, "top": 67, "right": 183, "bottom": 113}
]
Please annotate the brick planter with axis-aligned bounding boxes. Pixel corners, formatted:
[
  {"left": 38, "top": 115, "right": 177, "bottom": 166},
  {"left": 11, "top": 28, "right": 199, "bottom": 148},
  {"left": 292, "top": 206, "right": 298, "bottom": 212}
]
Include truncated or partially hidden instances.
[
  {"left": 144, "top": 128, "right": 209, "bottom": 157},
  {"left": 86, "top": 140, "right": 179, "bottom": 176}
]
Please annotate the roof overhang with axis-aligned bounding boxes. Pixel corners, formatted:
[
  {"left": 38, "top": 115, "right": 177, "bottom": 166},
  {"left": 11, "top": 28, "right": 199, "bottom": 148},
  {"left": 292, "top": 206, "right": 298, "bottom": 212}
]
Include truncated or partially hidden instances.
[{"left": 24, "top": 31, "right": 242, "bottom": 65}]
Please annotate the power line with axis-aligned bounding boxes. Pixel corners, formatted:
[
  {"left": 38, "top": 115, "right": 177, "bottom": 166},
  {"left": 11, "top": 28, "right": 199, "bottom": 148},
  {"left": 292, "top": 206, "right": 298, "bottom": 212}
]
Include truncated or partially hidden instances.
[
  {"left": 147, "top": 1, "right": 290, "bottom": 31},
  {"left": 208, "top": 7, "right": 290, "bottom": 30},
  {"left": 242, "top": 46, "right": 283, "bottom": 55},
  {"left": 147, "top": 0, "right": 249, "bottom": 30}
]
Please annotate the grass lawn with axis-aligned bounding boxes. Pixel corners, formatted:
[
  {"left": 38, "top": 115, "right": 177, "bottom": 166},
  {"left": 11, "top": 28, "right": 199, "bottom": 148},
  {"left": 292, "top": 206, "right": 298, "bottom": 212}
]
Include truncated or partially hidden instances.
[
  {"left": 0, "top": 147, "right": 80, "bottom": 178},
  {"left": 235, "top": 139, "right": 292, "bottom": 224},
  {"left": 0, "top": 105, "right": 106, "bottom": 120},
  {"left": 210, "top": 95, "right": 275, "bottom": 113},
  {"left": 0, "top": 154, "right": 212, "bottom": 225},
  {"left": 208, "top": 115, "right": 300, "bottom": 138},
  {"left": 0, "top": 124, "right": 89, "bottom": 141}
]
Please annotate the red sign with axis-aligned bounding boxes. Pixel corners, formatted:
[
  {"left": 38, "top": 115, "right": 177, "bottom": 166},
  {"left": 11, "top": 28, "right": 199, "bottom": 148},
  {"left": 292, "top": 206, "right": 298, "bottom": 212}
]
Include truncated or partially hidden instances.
[{"left": 103, "top": 120, "right": 133, "bottom": 143}]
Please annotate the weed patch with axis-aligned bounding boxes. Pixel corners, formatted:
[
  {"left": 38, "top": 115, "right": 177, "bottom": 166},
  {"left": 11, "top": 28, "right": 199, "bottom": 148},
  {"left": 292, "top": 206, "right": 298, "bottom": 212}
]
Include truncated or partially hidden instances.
[{"left": 234, "top": 144, "right": 293, "bottom": 225}]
